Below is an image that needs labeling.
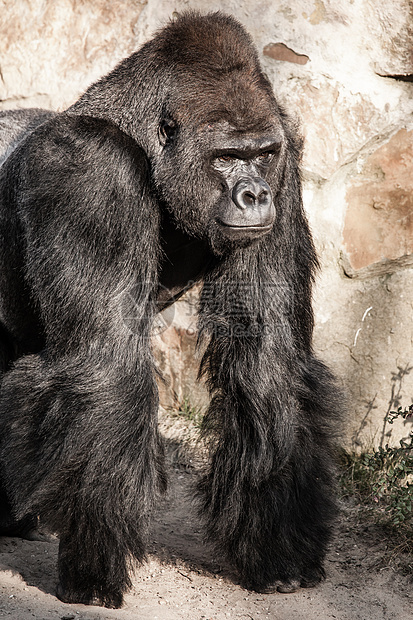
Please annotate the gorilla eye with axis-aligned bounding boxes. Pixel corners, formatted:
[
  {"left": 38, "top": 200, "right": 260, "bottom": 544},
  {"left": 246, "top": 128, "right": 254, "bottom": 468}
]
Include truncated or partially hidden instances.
[
  {"left": 257, "top": 151, "right": 274, "bottom": 163},
  {"left": 218, "top": 154, "right": 237, "bottom": 163}
]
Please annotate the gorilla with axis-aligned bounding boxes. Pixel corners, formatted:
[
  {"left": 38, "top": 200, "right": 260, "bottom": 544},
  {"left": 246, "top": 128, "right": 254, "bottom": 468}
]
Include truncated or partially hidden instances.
[{"left": 0, "top": 11, "right": 341, "bottom": 608}]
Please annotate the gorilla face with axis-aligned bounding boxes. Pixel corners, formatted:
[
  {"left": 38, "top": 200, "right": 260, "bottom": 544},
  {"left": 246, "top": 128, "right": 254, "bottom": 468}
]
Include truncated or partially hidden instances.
[
  {"left": 208, "top": 128, "right": 283, "bottom": 241},
  {"left": 153, "top": 115, "right": 285, "bottom": 252}
]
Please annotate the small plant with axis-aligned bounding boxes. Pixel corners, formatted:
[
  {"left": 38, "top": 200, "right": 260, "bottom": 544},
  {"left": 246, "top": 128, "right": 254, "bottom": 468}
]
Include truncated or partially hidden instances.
[
  {"left": 173, "top": 396, "right": 204, "bottom": 429},
  {"left": 340, "top": 404, "right": 413, "bottom": 566}
]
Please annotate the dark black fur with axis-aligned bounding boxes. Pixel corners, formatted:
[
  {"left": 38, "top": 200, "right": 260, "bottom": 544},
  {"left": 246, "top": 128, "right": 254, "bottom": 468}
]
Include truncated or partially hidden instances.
[{"left": 0, "top": 12, "right": 341, "bottom": 607}]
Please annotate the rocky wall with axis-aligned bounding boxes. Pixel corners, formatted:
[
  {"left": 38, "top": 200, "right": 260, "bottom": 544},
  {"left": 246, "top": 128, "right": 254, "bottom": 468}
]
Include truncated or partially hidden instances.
[{"left": 1, "top": 0, "right": 412, "bottom": 448}]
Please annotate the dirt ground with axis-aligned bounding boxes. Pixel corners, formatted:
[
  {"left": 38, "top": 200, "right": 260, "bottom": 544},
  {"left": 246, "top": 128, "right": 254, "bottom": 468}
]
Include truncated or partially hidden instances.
[{"left": 1, "top": 416, "right": 412, "bottom": 620}]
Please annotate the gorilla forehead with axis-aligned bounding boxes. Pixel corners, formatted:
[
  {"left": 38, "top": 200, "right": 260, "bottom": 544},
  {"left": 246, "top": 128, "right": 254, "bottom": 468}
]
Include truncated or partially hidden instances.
[{"left": 169, "top": 77, "right": 279, "bottom": 133}]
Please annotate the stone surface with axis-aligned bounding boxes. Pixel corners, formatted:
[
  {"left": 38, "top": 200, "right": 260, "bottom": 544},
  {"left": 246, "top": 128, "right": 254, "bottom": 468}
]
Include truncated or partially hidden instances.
[
  {"left": 0, "top": 0, "right": 146, "bottom": 110},
  {"left": 343, "top": 128, "right": 413, "bottom": 271},
  {"left": 153, "top": 289, "right": 209, "bottom": 411},
  {"left": 366, "top": 2, "right": 413, "bottom": 77},
  {"left": 313, "top": 262, "right": 413, "bottom": 449},
  {"left": 0, "top": 0, "right": 412, "bottom": 448}
]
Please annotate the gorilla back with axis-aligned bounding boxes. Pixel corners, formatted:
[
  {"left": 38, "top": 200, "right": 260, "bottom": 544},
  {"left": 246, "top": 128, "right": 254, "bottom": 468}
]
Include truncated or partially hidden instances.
[{"left": 0, "top": 11, "right": 341, "bottom": 608}]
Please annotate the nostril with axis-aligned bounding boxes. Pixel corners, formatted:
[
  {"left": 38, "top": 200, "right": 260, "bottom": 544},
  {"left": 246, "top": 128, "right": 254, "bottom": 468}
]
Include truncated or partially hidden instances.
[
  {"left": 242, "top": 191, "right": 256, "bottom": 207},
  {"left": 258, "top": 190, "right": 269, "bottom": 205}
]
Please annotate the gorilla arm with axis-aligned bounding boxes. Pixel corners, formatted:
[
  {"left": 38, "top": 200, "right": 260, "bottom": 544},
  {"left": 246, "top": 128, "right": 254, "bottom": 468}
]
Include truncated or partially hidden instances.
[
  {"left": 0, "top": 114, "right": 165, "bottom": 607},
  {"left": 196, "top": 137, "right": 339, "bottom": 594}
]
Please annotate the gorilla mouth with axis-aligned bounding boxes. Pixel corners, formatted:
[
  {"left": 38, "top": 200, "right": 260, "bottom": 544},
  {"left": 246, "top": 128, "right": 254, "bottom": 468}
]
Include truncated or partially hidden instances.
[
  {"left": 217, "top": 220, "right": 273, "bottom": 229},
  {"left": 216, "top": 219, "right": 274, "bottom": 239}
]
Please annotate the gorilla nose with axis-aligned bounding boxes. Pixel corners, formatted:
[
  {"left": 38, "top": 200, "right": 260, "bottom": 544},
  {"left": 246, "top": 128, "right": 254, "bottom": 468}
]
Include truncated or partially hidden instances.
[
  {"left": 217, "top": 176, "right": 275, "bottom": 239},
  {"left": 232, "top": 177, "right": 272, "bottom": 211}
]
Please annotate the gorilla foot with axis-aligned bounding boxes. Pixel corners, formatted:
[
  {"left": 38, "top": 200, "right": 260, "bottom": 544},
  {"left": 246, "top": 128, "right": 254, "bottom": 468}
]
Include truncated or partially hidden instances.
[
  {"left": 300, "top": 567, "right": 326, "bottom": 589},
  {"left": 56, "top": 583, "right": 123, "bottom": 609},
  {"left": 247, "top": 579, "right": 300, "bottom": 594},
  {"left": 245, "top": 568, "right": 325, "bottom": 594},
  {"left": 276, "top": 579, "right": 301, "bottom": 594},
  {"left": 0, "top": 513, "right": 55, "bottom": 542},
  {"left": 22, "top": 527, "right": 56, "bottom": 542},
  {"left": 0, "top": 513, "right": 39, "bottom": 539}
]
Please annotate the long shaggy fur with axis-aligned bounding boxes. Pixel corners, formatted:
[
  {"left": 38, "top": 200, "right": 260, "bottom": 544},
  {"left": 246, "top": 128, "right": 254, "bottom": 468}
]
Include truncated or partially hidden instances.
[
  {"left": 196, "top": 130, "right": 340, "bottom": 591},
  {"left": 0, "top": 11, "right": 342, "bottom": 607}
]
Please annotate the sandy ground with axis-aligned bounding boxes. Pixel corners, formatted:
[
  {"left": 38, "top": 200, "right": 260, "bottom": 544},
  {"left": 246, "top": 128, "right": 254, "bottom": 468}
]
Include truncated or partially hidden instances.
[{"left": 1, "top": 418, "right": 412, "bottom": 620}]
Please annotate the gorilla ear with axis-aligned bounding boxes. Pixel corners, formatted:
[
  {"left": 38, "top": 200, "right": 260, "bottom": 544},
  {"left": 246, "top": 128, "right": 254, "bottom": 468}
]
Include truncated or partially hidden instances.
[{"left": 158, "top": 118, "right": 177, "bottom": 146}]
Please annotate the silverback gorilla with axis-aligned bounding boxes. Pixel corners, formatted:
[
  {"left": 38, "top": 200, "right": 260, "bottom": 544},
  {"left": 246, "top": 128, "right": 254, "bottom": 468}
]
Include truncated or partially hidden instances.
[{"left": 0, "top": 12, "right": 341, "bottom": 608}]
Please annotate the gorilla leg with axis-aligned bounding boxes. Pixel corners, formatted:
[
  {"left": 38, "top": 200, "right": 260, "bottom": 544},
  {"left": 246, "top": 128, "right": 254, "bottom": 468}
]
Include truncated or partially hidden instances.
[
  {"left": 0, "top": 326, "right": 38, "bottom": 537},
  {"left": 0, "top": 486, "right": 38, "bottom": 538},
  {"left": 0, "top": 351, "right": 166, "bottom": 607},
  {"left": 197, "top": 273, "right": 338, "bottom": 592}
]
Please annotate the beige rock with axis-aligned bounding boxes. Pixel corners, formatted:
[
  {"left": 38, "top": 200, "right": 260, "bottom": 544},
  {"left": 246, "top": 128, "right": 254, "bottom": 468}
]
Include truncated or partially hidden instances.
[{"left": 343, "top": 128, "right": 413, "bottom": 271}]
